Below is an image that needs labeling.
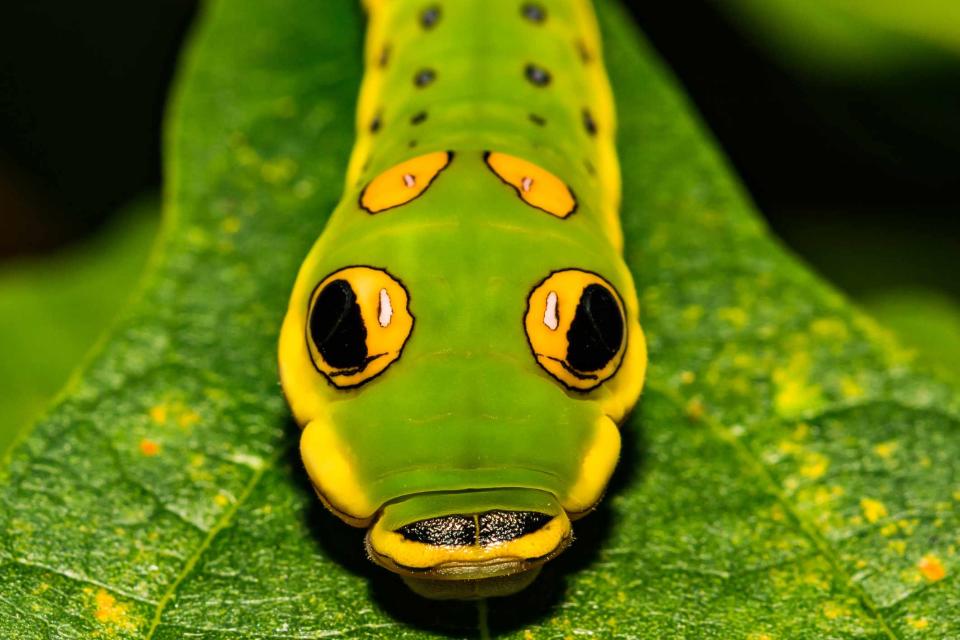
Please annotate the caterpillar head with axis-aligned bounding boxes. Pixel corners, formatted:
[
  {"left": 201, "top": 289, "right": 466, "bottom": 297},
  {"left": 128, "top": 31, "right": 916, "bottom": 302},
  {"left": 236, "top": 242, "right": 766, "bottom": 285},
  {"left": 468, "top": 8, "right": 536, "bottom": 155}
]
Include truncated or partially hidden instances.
[{"left": 278, "top": 150, "right": 646, "bottom": 598}]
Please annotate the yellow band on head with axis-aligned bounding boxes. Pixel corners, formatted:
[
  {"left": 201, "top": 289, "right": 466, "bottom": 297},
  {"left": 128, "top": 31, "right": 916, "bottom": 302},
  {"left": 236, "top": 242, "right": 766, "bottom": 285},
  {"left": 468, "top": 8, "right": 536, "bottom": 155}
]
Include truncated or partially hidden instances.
[
  {"left": 563, "top": 414, "right": 621, "bottom": 517},
  {"left": 300, "top": 419, "right": 376, "bottom": 526}
]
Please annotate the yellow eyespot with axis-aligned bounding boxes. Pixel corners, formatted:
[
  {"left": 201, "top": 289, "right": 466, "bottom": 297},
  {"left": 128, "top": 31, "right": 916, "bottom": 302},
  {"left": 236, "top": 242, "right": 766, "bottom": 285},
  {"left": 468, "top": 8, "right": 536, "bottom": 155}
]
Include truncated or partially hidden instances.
[
  {"left": 359, "top": 151, "right": 452, "bottom": 213},
  {"left": 524, "top": 269, "right": 626, "bottom": 391},
  {"left": 306, "top": 266, "right": 414, "bottom": 388},
  {"left": 484, "top": 151, "right": 577, "bottom": 218}
]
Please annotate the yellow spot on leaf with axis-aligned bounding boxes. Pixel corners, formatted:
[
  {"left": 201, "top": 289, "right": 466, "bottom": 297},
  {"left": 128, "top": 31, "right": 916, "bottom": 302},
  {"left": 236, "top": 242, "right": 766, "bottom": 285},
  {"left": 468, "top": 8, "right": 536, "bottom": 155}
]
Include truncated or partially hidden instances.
[
  {"left": 214, "top": 492, "right": 231, "bottom": 507},
  {"left": 524, "top": 631, "right": 535, "bottom": 640},
  {"left": 839, "top": 376, "right": 864, "bottom": 400},
  {"left": 802, "top": 572, "right": 829, "bottom": 590},
  {"left": 918, "top": 554, "right": 946, "bottom": 582},
  {"left": 953, "top": 489, "right": 960, "bottom": 502},
  {"left": 822, "top": 601, "right": 850, "bottom": 620},
  {"left": 873, "top": 441, "right": 898, "bottom": 459},
  {"left": 772, "top": 351, "right": 823, "bottom": 419},
  {"left": 860, "top": 498, "right": 888, "bottom": 523},
  {"left": 139, "top": 439, "right": 160, "bottom": 457},
  {"left": 685, "top": 397, "right": 704, "bottom": 421},
  {"left": 718, "top": 306, "right": 748, "bottom": 328},
  {"left": 148, "top": 405, "right": 167, "bottom": 424},
  {"left": 221, "top": 216, "right": 241, "bottom": 234},
  {"left": 177, "top": 410, "right": 200, "bottom": 428},
  {"left": 887, "top": 540, "right": 907, "bottom": 556},
  {"left": 792, "top": 423, "right": 811, "bottom": 441},
  {"left": 880, "top": 523, "right": 898, "bottom": 537},
  {"left": 680, "top": 370, "right": 696, "bottom": 385},
  {"left": 800, "top": 452, "right": 829, "bottom": 479},
  {"left": 810, "top": 317, "right": 849, "bottom": 340},
  {"left": 907, "top": 617, "right": 929, "bottom": 630},
  {"left": 92, "top": 589, "right": 136, "bottom": 633}
]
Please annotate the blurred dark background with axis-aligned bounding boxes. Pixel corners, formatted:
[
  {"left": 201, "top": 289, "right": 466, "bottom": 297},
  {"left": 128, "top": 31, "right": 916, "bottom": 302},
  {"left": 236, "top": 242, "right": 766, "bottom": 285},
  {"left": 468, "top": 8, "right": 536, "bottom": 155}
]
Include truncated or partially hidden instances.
[
  {"left": 0, "top": 1, "right": 957, "bottom": 447},
  {"left": 2, "top": 1, "right": 957, "bottom": 291}
]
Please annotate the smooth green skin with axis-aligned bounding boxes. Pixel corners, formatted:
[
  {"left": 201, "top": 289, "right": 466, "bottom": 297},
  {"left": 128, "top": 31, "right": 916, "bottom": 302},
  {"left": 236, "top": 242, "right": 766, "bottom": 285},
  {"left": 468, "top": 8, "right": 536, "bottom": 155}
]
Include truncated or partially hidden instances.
[
  {"left": 286, "top": 0, "right": 631, "bottom": 520},
  {"left": 0, "top": 0, "right": 958, "bottom": 638}
]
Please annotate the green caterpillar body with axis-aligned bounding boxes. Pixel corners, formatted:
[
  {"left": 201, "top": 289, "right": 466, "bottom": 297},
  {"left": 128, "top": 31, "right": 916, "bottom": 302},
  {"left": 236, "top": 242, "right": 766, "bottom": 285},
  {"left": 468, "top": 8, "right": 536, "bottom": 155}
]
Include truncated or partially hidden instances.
[{"left": 279, "top": 0, "right": 647, "bottom": 599}]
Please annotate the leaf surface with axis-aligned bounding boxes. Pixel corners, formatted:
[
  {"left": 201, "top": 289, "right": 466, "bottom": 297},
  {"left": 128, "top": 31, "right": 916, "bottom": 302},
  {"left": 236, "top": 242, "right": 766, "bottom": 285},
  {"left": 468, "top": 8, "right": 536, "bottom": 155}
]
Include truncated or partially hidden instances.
[{"left": 1, "top": 1, "right": 957, "bottom": 638}]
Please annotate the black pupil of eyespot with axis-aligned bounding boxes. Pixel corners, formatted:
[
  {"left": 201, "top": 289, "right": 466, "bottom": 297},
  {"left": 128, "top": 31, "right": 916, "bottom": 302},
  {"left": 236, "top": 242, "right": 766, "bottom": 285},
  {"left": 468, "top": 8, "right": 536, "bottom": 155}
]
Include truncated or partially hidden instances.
[
  {"left": 309, "top": 279, "right": 368, "bottom": 370},
  {"left": 566, "top": 284, "right": 623, "bottom": 372}
]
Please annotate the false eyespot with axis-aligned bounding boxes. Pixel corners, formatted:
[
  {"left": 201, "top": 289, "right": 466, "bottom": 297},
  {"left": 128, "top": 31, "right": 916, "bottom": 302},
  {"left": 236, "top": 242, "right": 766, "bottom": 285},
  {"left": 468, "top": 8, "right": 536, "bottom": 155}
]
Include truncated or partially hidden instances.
[
  {"left": 524, "top": 269, "right": 627, "bottom": 391},
  {"left": 484, "top": 151, "right": 577, "bottom": 218},
  {"left": 306, "top": 266, "right": 414, "bottom": 388}
]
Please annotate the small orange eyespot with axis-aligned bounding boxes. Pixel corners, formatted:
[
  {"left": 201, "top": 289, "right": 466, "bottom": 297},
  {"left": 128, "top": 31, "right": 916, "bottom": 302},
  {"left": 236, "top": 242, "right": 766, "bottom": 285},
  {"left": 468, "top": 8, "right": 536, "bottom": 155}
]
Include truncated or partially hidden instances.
[
  {"left": 360, "top": 151, "right": 452, "bottom": 213},
  {"left": 485, "top": 151, "right": 577, "bottom": 218},
  {"left": 524, "top": 269, "right": 626, "bottom": 391},
  {"left": 306, "top": 267, "right": 414, "bottom": 388}
]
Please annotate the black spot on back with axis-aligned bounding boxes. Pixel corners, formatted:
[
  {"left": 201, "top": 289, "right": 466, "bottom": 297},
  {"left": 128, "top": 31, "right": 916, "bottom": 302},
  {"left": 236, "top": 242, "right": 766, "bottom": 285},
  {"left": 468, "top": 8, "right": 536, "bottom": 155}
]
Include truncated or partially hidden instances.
[
  {"left": 528, "top": 113, "right": 546, "bottom": 126},
  {"left": 310, "top": 280, "right": 368, "bottom": 370},
  {"left": 584, "top": 159, "right": 596, "bottom": 175},
  {"left": 566, "top": 283, "right": 623, "bottom": 372},
  {"left": 378, "top": 44, "right": 390, "bottom": 68},
  {"left": 410, "top": 111, "right": 428, "bottom": 125},
  {"left": 414, "top": 68, "right": 436, "bottom": 87},
  {"left": 369, "top": 113, "right": 382, "bottom": 133},
  {"left": 576, "top": 39, "right": 592, "bottom": 64},
  {"left": 582, "top": 108, "right": 597, "bottom": 136},
  {"left": 479, "top": 511, "right": 552, "bottom": 545},
  {"left": 420, "top": 5, "right": 441, "bottom": 29},
  {"left": 525, "top": 63, "right": 551, "bottom": 87},
  {"left": 408, "top": 140, "right": 418, "bottom": 148},
  {"left": 521, "top": 3, "right": 546, "bottom": 22},
  {"left": 398, "top": 515, "right": 475, "bottom": 546}
]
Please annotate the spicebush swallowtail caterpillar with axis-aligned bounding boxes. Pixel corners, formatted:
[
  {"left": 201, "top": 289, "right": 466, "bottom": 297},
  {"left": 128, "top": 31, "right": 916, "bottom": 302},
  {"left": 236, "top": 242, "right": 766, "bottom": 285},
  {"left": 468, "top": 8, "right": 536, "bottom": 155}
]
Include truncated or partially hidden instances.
[{"left": 278, "top": 0, "right": 647, "bottom": 599}]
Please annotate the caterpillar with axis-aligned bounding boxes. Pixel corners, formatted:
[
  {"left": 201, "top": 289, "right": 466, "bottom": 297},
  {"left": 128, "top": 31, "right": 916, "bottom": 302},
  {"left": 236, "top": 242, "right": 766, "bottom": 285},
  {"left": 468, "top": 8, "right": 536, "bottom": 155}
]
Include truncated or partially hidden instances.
[{"left": 278, "top": 0, "right": 647, "bottom": 599}]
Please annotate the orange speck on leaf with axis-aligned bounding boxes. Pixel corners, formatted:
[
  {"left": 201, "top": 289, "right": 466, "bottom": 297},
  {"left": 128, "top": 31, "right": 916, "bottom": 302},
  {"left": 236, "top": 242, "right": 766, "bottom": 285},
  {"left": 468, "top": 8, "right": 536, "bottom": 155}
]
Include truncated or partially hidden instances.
[
  {"left": 139, "top": 439, "right": 160, "bottom": 456},
  {"left": 918, "top": 554, "right": 946, "bottom": 582},
  {"left": 92, "top": 588, "right": 135, "bottom": 632}
]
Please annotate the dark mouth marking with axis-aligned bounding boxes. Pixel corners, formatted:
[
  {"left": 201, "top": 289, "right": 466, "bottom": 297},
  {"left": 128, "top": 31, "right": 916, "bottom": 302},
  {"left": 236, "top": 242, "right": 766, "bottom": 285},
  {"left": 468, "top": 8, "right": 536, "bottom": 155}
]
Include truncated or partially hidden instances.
[{"left": 397, "top": 511, "right": 553, "bottom": 547}]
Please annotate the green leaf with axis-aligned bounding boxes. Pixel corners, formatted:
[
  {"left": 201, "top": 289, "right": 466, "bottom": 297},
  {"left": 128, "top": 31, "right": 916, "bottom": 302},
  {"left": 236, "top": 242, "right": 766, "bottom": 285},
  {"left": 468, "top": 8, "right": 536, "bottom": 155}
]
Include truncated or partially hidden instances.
[
  {"left": 861, "top": 289, "right": 960, "bottom": 378},
  {"left": 0, "top": 200, "right": 158, "bottom": 454},
  {"left": 1, "top": 1, "right": 958, "bottom": 638},
  {"left": 719, "top": 0, "right": 960, "bottom": 76}
]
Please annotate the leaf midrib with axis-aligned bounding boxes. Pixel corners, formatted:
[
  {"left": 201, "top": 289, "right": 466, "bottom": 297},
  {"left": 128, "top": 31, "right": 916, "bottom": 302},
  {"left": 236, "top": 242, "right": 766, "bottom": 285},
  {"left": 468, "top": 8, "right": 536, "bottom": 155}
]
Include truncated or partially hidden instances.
[{"left": 143, "top": 447, "right": 286, "bottom": 639}]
